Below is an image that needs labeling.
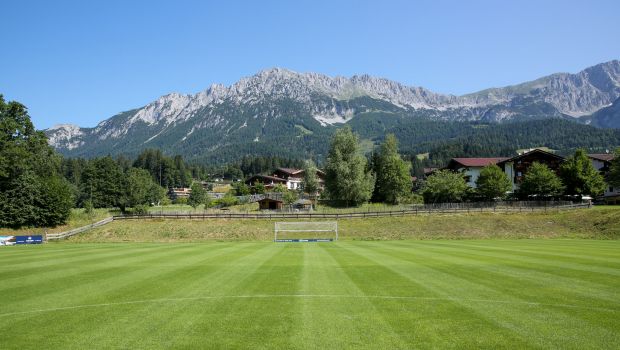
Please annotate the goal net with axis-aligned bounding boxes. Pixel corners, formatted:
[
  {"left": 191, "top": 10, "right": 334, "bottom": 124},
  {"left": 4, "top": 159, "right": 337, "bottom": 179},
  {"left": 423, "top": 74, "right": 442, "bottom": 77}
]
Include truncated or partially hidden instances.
[{"left": 274, "top": 222, "right": 338, "bottom": 242}]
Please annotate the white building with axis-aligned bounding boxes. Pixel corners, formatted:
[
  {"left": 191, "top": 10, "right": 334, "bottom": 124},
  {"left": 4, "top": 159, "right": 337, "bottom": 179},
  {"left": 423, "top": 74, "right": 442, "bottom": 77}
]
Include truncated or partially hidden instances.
[
  {"left": 445, "top": 158, "right": 509, "bottom": 188},
  {"left": 588, "top": 153, "right": 620, "bottom": 204}
]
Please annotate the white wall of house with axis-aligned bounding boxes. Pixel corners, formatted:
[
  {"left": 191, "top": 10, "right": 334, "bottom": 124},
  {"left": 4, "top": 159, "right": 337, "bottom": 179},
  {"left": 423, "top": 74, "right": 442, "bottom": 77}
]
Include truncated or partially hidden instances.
[
  {"left": 286, "top": 178, "right": 303, "bottom": 190},
  {"left": 503, "top": 162, "right": 517, "bottom": 191},
  {"left": 461, "top": 168, "right": 482, "bottom": 188},
  {"left": 605, "top": 185, "right": 620, "bottom": 197}
]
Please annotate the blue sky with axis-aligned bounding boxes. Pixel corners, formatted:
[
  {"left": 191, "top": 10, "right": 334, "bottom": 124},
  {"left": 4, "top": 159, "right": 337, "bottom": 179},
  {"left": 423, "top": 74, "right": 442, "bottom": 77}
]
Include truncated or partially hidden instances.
[{"left": 2, "top": 0, "right": 619, "bottom": 129}]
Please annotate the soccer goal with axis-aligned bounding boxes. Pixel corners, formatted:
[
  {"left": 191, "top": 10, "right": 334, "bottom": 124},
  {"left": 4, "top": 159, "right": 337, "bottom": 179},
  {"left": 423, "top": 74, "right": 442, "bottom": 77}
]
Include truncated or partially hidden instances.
[{"left": 274, "top": 222, "right": 338, "bottom": 242}]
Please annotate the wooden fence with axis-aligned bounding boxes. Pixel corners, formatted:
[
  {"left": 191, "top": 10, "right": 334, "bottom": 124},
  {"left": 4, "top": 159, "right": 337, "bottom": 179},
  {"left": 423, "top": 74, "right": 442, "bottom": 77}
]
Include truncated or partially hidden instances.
[
  {"left": 115, "top": 203, "right": 590, "bottom": 221},
  {"left": 46, "top": 217, "right": 114, "bottom": 240},
  {"left": 42, "top": 203, "right": 590, "bottom": 240}
]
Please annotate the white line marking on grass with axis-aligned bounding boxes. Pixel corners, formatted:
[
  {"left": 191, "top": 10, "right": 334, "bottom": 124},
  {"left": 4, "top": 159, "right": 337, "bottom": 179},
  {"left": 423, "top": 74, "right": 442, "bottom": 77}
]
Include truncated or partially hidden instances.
[{"left": 1, "top": 294, "right": 618, "bottom": 318}]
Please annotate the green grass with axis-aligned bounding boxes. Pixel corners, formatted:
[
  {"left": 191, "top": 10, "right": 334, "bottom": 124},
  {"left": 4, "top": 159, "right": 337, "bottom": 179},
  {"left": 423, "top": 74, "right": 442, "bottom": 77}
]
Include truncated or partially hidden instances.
[
  {"left": 1, "top": 240, "right": 619, "bottom": 349},
  {"left": 294, "top": 124, "right": 314, "bottom": 136},
  {"left": 0, "top": 208, "right": 112, "bottom": 236},
  {"left": 416, "top": 152, "right": 430, "bottom": 160}
]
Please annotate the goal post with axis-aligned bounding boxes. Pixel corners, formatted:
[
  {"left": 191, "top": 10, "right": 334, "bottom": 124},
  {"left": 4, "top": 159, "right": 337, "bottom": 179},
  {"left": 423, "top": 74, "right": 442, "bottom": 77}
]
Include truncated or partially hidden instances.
[{"left": 274, "top": 221, "right": 338, "bottom": 242}]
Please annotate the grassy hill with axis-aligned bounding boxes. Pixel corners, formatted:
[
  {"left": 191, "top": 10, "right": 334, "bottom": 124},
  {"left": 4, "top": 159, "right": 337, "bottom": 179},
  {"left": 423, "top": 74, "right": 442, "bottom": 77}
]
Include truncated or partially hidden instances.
[{"left": 64, "top": 207, "right": 620, "bottom": 243}]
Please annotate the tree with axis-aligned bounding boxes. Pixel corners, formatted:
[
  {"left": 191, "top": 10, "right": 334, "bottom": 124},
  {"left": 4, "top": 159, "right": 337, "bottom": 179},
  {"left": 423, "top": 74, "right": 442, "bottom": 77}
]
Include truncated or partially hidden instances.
[
  {"left": 79, "top": 157, "right": 127, "bottom": 210},
  {"left": 518, "top": 162, "right": 564, "bottom": 198},
  {"left": 372, "top": 134, "right": 412, "bottom": 204},
  {"left": 126, "top": 168, "right": 165, "bottom": 208},
  {"left": 188, "top": 182, "right": 207, "bottom": 209},
  {"left": 324, "top": 127, "right": 375, "bottom": 206},
  {"left": 251, "top": 182, "right": 266, "bottom": 195},
  {"left": 559, "top": 149, "right": 606, "bottom": 197},
  {"left": 302, "top": 160, "right": 320, "bottom": 195},
  {"left": 421, "top": 170, "right": 469, "bottom": 203},
  {"left": 232, "top": 182, "right": 251, "bottom": 196},
  {"left": 283, "top": 190, "right": 298, "bottom": 211},
  {"left": 37, "top": 176, "right": 75, "bottom": 226},
  {"left": 475, "top": 164, "right": 512, "bottom": 200},
  {"left": 272, "top": 183, "right": 287, "bottom": 193},
  {"left": 609, "top": 148, "right": 620, "bottom": 188},
  {"left": 0, "top": 95, "right": 73, "bottom": 228}
]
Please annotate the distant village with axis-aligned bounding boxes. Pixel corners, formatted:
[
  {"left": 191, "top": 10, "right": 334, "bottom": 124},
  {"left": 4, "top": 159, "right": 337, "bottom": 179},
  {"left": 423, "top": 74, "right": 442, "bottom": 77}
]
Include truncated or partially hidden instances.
[{"left": 168, "top": 148, "right": 619, "bottom": 208}]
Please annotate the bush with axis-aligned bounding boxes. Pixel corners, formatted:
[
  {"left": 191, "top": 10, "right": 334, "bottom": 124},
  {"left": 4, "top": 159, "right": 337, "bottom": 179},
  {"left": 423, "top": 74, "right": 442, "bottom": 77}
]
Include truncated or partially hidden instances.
[
  {"left": 133, "top": 204, "right": 149, "bottom": 215},
  {"left": 421, "top": 170, "right": 469, "bottom": 203},
  {"left": 399, "top": 192, "right": 424, "bottom": 205},
  {"left": 217, "top": 193, "right": 239, "bottom": 207},
  {"left": 173, "top": 197, "right": 188, "bottom": 205}
]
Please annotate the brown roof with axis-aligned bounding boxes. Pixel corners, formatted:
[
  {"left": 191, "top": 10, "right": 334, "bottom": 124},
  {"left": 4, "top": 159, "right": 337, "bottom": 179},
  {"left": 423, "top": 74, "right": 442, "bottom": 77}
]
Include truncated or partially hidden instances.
[
  {"left": 258, "top": 197, "right": 283, "bottom": 203},
  {"left": 276, "top": 167, "right": 304, "bottom": 175},
  {"left": 588, "top": 153, "right": 615, "bottom": 162},
  {"left": 497, "top": 149, "right": 565, "bottom": 165},
  {"left": 245, "top": 174, "right": 287, "bottom": 184},
  {"left": 450, "top": 157, "right": 509, "bottom": 168}
]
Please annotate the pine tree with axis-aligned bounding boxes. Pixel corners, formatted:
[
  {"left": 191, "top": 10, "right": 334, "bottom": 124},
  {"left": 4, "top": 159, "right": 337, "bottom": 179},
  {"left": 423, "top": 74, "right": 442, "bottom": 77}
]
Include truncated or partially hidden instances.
[{"left": 80, "top": 157, "right": 127, "bottom": 210}]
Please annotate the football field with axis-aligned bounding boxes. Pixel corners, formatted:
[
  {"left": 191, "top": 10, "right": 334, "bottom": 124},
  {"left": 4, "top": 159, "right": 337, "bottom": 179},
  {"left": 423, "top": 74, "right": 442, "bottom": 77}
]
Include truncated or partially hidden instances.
[{"left": 1, "top": 240, "right": 619, "bottom": 349}]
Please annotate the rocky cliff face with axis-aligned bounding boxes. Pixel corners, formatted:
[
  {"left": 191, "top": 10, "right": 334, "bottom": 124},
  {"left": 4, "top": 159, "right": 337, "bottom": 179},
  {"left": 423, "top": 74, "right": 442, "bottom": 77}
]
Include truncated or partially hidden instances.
[{"left": 45, "top": 60, "right": 620, "bottom": 158}]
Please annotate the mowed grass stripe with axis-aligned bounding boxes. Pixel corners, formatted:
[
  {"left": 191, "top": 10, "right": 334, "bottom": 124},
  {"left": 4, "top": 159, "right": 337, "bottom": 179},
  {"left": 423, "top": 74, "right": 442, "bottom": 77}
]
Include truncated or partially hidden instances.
[
  {"left": 292, "top": 243, "right": 409, "bottom": 349},
  {"left": 341, "top": 242, "right": 551, "bottom": 348},
  {"left": 427, "top": 240, "right": 620, "bottom": 272},
  {"left": 0, "top": 244, "right": 188, "bottom": 295},
  {"left": 375, "top": 241, "right": 620, "bottom": 340},
  {"left": 152, "top": 243, "right": 298, "bottom": 349},
  {"left": 395, "top": 241, "right": 620, "bottom": 287},
  {"left": 0, "top": 244, "right": 123, "bottom": 266},
  {"left": 324, "top": 243, "right": 532, "bottom": 349},
  {"left": 353, "top": 241, "right": 620, "bottom": 348},
  {"left": 0, "top": 244, "right": 228, "bottom": 308},
  {"left": 445, "top": 240, "right": 620, "bottom": 262},
  {"left": 0, "top": 243, "right": 243, "bottom": 339},
  {"left": 409, "top": 241, "right": 620, "bottom": 305},
  {"left": 2, "top": 243, "right": 269, "bottom": 349},
  {"left": 0, "top": 242, "right": 253, "bottom": 332},
  {"left": 68, "top": 243, "right": 280, "bottom": 349},
  {"left": 429, "top": 240, "right": 620, "bottom": 268}
]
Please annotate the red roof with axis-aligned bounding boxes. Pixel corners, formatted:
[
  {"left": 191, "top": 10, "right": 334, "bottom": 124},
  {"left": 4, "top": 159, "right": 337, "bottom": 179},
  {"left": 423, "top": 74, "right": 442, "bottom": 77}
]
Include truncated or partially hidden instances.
[
  {"left": 588, "top": 153, "right": 615, "bottom": 162},
  {"left": 450, "top": 157, "right": 509, "bottom": 167}
]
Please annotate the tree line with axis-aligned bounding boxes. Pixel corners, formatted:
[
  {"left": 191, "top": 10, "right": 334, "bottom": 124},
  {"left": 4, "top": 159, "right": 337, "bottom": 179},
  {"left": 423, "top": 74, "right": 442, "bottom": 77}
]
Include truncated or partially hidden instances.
[{"left": 0, "top": 95, "right": 73, "bottom": 228}]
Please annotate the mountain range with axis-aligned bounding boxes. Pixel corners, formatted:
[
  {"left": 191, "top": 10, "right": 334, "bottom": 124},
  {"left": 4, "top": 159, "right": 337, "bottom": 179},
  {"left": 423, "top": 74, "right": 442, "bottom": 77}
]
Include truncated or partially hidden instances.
[{"left": 46, "top": 60, "right": 620, "bottom": 163}]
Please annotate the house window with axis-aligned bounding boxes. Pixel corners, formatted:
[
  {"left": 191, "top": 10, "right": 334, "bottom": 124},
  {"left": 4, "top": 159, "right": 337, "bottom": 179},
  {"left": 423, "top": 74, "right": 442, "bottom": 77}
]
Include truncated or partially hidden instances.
[
  {"left": 517, "top": 172, "right": 522, "bottom": 177},
  {"left": 611, "top": 186, "right": 615, "bottom": 193}
]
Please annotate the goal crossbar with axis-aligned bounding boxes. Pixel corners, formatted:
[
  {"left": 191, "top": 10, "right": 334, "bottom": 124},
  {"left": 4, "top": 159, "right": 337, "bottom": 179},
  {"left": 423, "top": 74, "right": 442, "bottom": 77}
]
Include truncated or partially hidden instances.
[{"left": 274, "top": 222, "right": 338, "bottom": 242}]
